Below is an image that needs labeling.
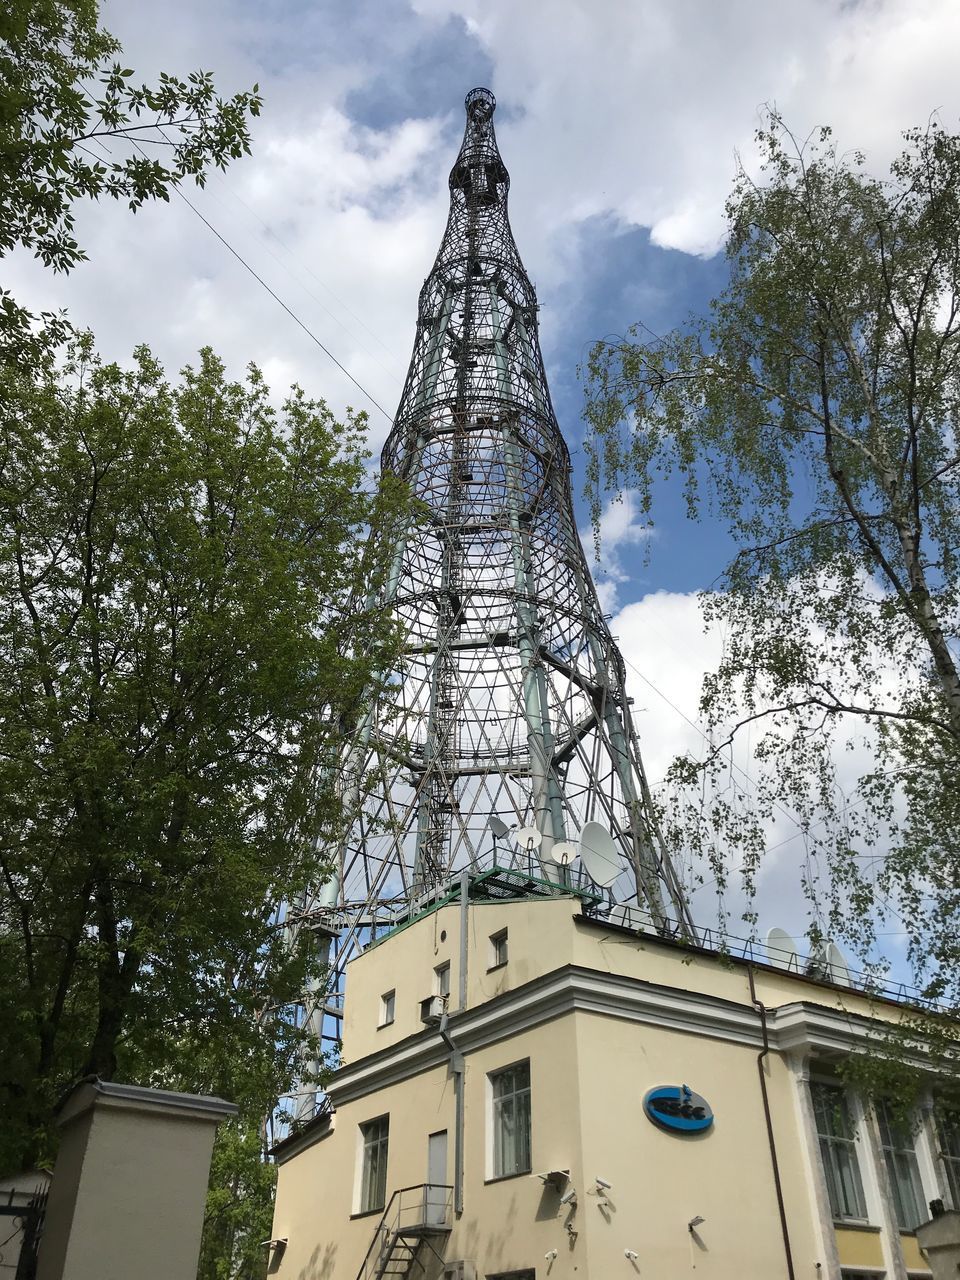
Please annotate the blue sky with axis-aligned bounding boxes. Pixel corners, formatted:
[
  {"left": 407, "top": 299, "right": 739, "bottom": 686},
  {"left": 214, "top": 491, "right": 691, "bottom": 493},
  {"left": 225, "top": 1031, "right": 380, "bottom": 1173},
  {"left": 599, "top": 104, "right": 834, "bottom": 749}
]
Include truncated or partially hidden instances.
[{"left": 8, "top": 0, "right": 960, "bottom": 963}]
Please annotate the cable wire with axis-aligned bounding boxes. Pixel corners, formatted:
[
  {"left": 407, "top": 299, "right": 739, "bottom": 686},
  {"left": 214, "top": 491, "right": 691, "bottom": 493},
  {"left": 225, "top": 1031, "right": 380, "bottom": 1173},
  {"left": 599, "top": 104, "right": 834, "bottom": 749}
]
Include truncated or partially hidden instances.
[
  {"left": 125, "top": 135, "right": 395, "bottom": 424},
  {"left": 169, "top": 182, "right": 394, "bottom": 422}
]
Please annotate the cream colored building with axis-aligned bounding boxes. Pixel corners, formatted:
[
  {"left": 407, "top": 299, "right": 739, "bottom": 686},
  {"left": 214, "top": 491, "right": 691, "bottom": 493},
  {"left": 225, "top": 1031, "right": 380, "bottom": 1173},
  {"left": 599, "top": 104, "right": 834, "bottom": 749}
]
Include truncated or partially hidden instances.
[{"left": 270, "top": 874, "right": 959, "bottom": 1280}]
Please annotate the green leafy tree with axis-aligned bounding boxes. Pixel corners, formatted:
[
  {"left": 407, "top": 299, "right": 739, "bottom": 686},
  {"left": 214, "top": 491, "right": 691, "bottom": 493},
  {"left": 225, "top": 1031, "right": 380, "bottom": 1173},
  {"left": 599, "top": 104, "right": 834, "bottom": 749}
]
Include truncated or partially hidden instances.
[
  {"left": 0, "top": 0, "right": 261, "bottom": 356},
  {"left": 0, "top": 340, "right": 406, "bottom": 1193},
  {"left": 583, "top": 115, "right": 960, "bottom": 1003}
]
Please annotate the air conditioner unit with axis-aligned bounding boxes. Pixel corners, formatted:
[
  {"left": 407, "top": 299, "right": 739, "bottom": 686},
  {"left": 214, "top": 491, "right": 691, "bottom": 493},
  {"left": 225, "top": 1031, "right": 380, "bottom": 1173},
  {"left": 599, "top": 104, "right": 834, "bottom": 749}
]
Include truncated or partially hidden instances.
[
  {"left": 420, "top": 995, "right": 445, "bottom": 1024},
  {"left": 443, "top": 1263, "right": 476, "bottom": 1280}
]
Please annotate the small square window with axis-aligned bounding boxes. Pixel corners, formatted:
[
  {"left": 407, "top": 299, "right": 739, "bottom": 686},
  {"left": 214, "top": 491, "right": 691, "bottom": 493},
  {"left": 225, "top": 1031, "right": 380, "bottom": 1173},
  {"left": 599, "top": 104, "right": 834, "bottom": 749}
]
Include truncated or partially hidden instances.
[
  {"left": 435, "top": 963, "right": 451, "bottom": 999},
  {"left": 489, "top": 929, "right": 508, "bottom": 969},
  {"left": 379, "top": 990, "right": 395, "bottom": 1027}
]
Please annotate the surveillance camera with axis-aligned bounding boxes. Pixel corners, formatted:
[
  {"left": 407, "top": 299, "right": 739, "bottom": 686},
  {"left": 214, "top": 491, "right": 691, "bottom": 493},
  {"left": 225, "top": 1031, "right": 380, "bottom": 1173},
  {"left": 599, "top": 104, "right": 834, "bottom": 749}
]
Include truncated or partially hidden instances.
[
  {"left": 560, "top": 1188, "right": 577, "bottom": 1205},
  {"left": 595, "top": 1176, "right": 611, "bottom": 1190},
  {"left": 544, "top": 1249, "right": 558, "bottom": 1261},
  {"left": 624, "top": 1250, "right": 638, "bottom": 1261}
]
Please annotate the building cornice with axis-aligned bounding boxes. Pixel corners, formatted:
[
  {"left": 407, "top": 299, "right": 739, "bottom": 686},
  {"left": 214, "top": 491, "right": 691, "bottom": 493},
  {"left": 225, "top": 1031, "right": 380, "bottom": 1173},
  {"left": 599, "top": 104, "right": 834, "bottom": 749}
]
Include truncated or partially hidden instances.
[
  {"left": 768, "top": 1001, "right": 938, "bottom": 1070},
  {"left": 328, "top": 963, "right": 906, "bottom": 1109},
  {"left": 310, "top": 965, "right": 941, "bottom": 1131}
]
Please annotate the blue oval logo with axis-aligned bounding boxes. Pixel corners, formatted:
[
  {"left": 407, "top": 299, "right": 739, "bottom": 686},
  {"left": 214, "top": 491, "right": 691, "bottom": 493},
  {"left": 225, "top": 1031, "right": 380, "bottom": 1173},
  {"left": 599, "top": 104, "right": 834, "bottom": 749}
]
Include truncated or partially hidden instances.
[{"left": 643, "top": 1084, "right": 713, "bottom": 1134}]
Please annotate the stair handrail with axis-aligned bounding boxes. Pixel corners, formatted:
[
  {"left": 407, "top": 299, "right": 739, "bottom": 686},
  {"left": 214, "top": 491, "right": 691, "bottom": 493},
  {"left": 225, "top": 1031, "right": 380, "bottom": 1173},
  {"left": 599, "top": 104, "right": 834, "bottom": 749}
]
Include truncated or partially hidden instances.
[{"left": 355, "top": 1183, "right": 453, "bottom": 1280}]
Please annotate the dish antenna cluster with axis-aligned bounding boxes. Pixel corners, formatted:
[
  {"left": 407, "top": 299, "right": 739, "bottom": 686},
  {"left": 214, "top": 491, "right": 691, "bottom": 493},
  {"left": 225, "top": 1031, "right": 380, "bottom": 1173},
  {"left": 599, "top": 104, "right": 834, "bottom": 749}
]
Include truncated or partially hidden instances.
[
  {"left": 493, "top": 817, "right": 623, "bottom": 887},
  {"left": 764, "top": 927, "right": 852, "bottom": 986}
]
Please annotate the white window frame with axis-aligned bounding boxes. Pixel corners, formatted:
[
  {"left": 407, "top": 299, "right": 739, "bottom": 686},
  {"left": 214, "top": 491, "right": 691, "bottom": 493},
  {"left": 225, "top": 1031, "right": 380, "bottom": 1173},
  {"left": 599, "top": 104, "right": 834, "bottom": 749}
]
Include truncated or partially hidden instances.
[
  {"left": 434, "top": 962, "right": 451, "bottom": 1000},
  {"left": 489, "top": 928, "right": 508, "bottom": 969},
  {"left": 356, "top": 1115, "right": 389, "bottom": 1215},
  {"left": 811, "top": 1081, "right": 869, "bottom": 1223},
  {"left": 935, "top": 1108, "right": 960, "bottom": 1209},
  {"left": 379, "top": 989, "right": 395, "bottom": 1027},
  {"left": 875, "top": 1100, "right": 928, "bottom": 1233},
  {"left": 487, "top": 1059, "right": 531, "bottom": 1180}
]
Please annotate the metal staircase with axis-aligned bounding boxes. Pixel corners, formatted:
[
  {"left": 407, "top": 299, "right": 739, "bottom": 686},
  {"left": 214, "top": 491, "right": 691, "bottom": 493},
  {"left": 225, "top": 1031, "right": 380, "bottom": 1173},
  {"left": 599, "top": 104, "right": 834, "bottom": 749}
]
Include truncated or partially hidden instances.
[{"left": 356, "top": 1184, "right": 453, "bottom": 1280}]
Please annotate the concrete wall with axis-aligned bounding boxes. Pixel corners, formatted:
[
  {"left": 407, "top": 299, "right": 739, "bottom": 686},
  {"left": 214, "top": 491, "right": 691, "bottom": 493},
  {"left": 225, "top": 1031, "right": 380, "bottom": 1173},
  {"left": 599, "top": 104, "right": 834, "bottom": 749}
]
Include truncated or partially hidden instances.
[
  {"left": 37, "top": 1081, "right": 235, "bottom": 1280},
  {"left": 342, "top": 896, "right": 579, "bottom": 1061}
]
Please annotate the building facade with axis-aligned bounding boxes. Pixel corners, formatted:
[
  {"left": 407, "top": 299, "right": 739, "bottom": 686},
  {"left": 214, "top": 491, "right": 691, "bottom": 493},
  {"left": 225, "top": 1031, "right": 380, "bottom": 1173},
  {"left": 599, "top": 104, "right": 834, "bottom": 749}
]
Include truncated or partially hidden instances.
[{"left": 270, "top": 880, "right": 957, "bottom": 1279}]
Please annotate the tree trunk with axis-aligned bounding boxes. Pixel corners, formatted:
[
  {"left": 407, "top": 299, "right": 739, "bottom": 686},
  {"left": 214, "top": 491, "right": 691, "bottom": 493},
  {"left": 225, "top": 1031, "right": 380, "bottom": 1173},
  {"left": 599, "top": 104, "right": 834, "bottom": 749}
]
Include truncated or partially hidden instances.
[{"left": 895, "top": 518, "right": 960, "bottom": 740}]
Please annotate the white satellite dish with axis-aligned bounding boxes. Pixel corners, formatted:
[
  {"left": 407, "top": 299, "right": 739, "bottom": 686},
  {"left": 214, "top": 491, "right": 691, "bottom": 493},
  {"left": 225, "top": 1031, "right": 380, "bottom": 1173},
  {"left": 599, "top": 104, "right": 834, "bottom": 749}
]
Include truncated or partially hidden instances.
[
  {"left": 578, "top": 822, "right": 620, "bottom": 888},
  {"left": 766, "top": 927, "right": 800, "bottom": 973},
  {"left": 514, "top": 825, "right": 542, "bottom": 851},
  {"left": 825, "top": 940, "right": 852, "bottom": 987},
  {"left": 548, "top": 841, "right": 576, "bottom": 866},
  {"left": 488, "top": 816, "right": 510, "bottom": 839}
]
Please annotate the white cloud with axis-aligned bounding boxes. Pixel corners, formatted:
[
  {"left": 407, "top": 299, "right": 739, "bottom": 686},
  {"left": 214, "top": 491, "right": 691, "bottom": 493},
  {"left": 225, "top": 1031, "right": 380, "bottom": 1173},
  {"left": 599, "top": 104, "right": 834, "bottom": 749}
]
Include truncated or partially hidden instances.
[
  {"left": 580, "top": 492, "right": 652, "bottom": 611},
  {"left": 11, "top": 0, "right": 959, "bottom": 440},
  {"left": 414, "top": 0, "right": 960, "bottom": 256},
  {"left": 610, "top": 584, "right": 908, "bottom": 958},
  {"left": 7, "top": 0, "right": 946, "bottom": 972}
]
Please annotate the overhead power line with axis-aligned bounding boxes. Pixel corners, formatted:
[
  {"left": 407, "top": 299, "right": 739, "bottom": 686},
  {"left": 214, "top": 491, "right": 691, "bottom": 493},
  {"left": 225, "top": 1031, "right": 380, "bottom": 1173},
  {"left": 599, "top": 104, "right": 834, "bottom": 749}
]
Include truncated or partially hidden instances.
[
  {"left": 169, "top": 182, "right": 394, "bottom": 423},
  {"left": 124, "top": 136, "right": 395, "bottom": 424}
]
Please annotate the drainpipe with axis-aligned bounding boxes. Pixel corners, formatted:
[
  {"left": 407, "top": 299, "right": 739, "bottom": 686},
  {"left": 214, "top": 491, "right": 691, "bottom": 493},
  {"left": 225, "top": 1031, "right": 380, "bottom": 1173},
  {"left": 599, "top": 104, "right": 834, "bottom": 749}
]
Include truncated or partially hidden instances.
[
  {"left": 748, "top": 962, "right": 796, "bottom": 1280},
  {"left": 458, "top": 870, "right": 469, "bottom": 1012},
  {"left": 439, "top": 1012, "right": 465, "bottom": 1217}
]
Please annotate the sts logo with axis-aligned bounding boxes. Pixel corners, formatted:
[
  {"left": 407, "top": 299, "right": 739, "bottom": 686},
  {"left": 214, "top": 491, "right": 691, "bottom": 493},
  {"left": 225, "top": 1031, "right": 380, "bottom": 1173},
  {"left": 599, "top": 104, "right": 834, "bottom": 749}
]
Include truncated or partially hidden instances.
[{"left": 643, "top": 1083, "right": 714, "bottom": 1134}]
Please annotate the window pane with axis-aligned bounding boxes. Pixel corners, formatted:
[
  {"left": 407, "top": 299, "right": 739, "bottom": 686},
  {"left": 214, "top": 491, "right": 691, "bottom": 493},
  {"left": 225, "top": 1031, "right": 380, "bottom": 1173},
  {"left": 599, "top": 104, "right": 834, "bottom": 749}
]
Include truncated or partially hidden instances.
[
  {"left": 812, "top": 1084, "right": 867, "bottom": 1221},
  {"left": 492, "top": 1062, "right": 531, "bottom": 1177},
  {"left": 360, "top": 1117, "right": 389, "bottom": 1213},
  {"left": 876, "top": 1102, "right": 925, "bottom": 1232},
  {"left": 937, "top": 1111, "right": 960, "bottom": 1209}
]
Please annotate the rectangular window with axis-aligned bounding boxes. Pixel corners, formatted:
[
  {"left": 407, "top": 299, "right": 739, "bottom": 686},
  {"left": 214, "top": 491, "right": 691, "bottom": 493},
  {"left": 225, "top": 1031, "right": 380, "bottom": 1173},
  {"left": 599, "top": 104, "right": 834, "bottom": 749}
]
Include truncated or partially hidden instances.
[
  {"left": 936, "top": 1109, "right": 960, "bottom": 1210},
  {"left": 486, "top": 1273, "right": 535, "bottom": 1280},
  {"left": 379, "top": 990, "right": 395, "bottom": 1027},
  {"left": 812, "top": 1083, "right": 868, "bottom": 1222},
  {"left": 435, "top": 963, "right": 450, "bottom": 1000},
  {"left": 876, "top": 1101, "right": 926, "bottom": 1231},
  {"left": 491, "top": 1060, "right": 531, "bottom": 1178},
  {"left": 359, "top": 1115, "right": 389, "bottom": 1213},
  {"left": 489, "top": 929, "right": 508, "bottom": 969}
]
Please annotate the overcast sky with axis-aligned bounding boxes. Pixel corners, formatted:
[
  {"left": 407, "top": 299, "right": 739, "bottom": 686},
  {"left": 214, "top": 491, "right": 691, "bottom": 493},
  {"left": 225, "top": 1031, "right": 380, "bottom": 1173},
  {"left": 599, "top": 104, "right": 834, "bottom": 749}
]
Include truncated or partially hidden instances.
[{"left": 10, "top": 0, "right": 960, "bottom": 964}]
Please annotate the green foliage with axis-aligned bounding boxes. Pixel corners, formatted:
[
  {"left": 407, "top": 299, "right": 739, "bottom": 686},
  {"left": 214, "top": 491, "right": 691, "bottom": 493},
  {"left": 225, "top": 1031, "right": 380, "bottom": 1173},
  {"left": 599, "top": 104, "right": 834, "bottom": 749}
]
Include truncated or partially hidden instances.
[
  {"left": 198, "top": 1122, "right": 278, "bottom": 1280},
  {"left": 0, "top": 340, "right": 407, "bottom": 1194},
  {"left": 583, "top": 114, "right": 960, "bottom": 1003},
  {"left": 0, "top": 0, "right": 261, "bottom": 357}
]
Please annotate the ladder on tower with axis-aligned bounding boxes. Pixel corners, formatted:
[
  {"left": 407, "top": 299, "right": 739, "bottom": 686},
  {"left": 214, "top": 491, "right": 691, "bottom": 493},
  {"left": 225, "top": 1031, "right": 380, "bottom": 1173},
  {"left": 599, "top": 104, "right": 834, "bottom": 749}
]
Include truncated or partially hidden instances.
[{"left": 355, "top": 1184, "right": 453, "bottom": 1280}]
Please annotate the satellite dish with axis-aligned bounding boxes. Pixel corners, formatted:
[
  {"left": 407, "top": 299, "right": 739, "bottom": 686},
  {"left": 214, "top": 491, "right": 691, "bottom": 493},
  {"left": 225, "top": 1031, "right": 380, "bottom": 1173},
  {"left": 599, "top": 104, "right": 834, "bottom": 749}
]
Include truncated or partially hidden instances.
[
  {"left": 825, "top": 940, "right": 852, "bottom": 987},
  {"left": 578, "top": 822, "right": 620, "bottom": 888},
  {"left": 514, "top": 825, "right": 542, "bottom": 851},
  {"left": 488, "top": 816, "right": 510, "bottom": 839},
  {"left": 549, "top": 841, "right": 576, "bottom": 866},
  {"left": 765, "top": 927, "right": 800, "bottom": 973}
]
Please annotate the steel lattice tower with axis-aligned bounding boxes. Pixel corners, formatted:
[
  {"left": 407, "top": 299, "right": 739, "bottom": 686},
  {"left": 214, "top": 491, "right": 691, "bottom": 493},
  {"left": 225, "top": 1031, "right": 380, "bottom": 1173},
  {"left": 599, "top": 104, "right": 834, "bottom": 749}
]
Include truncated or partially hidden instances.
[{"left": 292, "top": 89, "right": 696, "bottom": 1108}]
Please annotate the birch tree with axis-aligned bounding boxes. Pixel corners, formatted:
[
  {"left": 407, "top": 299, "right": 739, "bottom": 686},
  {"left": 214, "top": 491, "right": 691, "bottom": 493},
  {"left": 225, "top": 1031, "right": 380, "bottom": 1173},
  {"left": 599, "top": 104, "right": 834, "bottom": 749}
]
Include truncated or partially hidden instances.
[{"left": 584, "top": 115, "right": 960, "bottom": 1001}]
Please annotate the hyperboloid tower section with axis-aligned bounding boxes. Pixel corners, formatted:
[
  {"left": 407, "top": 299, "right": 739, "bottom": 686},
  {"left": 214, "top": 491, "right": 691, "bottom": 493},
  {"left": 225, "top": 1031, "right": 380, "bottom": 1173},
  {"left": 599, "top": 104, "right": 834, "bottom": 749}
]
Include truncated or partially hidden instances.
[{"left": 295, "top": 88, "right": 696, "bottom": 1090}]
